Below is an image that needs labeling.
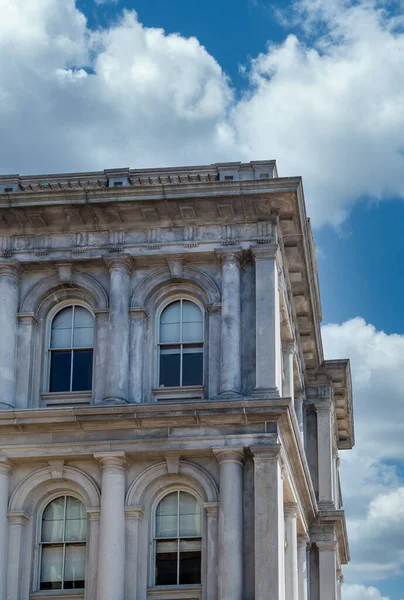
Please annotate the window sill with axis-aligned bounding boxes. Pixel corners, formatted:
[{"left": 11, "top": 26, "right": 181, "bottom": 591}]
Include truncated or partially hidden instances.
[
  {"left": 30, "top": 591, "right": 84, "bottom": 600},
  {"left": 148, "top": 585, "right": 202, "bottom": 600},
  {"left": 152, "top": 386, "right": 204, "bottom": 401},
  {"left": 41, "top": 391, "right": 92, "bottom": 407}
]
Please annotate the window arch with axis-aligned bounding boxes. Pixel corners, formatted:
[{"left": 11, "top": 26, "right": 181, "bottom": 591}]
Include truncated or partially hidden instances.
[
  {"left": 39, "top": 495, "right": 87, "bottom": 590},
  {"left": 154, "top": 490, "right": 202, "bottom": 586},
  {"left": 158, "top": 299, "right": 204, "bottom": 388},
  {"left": 49, "top": 305, "right": 94, "bottom": 392}
]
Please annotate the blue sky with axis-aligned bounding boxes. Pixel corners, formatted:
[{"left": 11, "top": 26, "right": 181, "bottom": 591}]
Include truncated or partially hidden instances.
[{"left": 2, "top": 1, "right": 404, "bottom": 598}]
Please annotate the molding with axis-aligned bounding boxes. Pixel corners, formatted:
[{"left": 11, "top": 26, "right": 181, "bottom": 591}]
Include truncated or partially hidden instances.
[
  {"left": 7, "top": 510, "right": 30, "bottom": 526},
  {"left": 0, "top": 455, "right": 12, "bottom": 476},
  {"left": 0, "top": 260, "right": 22, "bottom": 280},
  {"left": 103, "top": 253, "right": 133, "bottom": 274},
  {"left": 93, "top": 451, "right": 128, "bottom": 471},
  {"left": 124, "top": 505, "right": 145, "bottom": 521},
  {"left": 250, "top": 443, "right": 282, "bottom": 461},
  {"left": 215, "top": 246, "right": 243, "bottom": 265},
  {"left": 16, "top": 311, "right": 38, "bottom": 325},
  {"left": 212, "top": 446, "right": 245, "bottom": 465},
  {"left": 250, "top": 243, "right": 278, "bottom": 261}
]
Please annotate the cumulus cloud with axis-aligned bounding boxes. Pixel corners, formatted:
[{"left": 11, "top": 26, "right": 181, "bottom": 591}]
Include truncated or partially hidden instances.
[
  {"left": 322, "top": 318, "right": 404, "bottom": 583},
  {"left": 343, "top": 584, "right": 390, "bottom": 600},
  {"left": 1, "top": 0, "right": 404, "bottom": 226}
]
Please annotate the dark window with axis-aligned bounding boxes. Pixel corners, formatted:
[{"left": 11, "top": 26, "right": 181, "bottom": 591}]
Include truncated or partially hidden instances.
[
  {"left": 49, "top": 306, "right": 94, "bottom": 392},
  {"left": 155, "top": 491, "right": 201, "bottom": 586},
  {"left": 159, "top": 300, "right": 203, "bottom": 387},
  {"left": 113, "top": 181, "right": 123, "bottom": 187}
]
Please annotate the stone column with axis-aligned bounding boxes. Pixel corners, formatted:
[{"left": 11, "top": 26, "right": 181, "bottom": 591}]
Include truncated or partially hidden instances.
[
  {"left": 103, "top": 255, "right": 132, "bottom": 404},
  {"left": 85, "top": 508, "right": 100, "bottom": 600},
  {"left": 94, "top": 452, "right": 127, "bottom": 600},
  {"left": 284, "top": 504, "right": 299, "bottom": 600},
  {"left": 251, "top": 244, "right": 281, "bottom": 397},
  {"left": 297, "top": 535, "right": 309, "bottom": 600},
  {"left": 129, "top": 308, "right": 148, "bottom": 403},
  {"left": 0, "top": 262, "right": 22, "bottom": 409},
  {"left": 93, "top": 311, "right": 109, "bottom": 404},
  {"left": 317, "top": 541, "right": 337, "bottom": 600},
  {"left": 282, "top": 342, "right": 295, "bottom": 401},
  {"left": 15, "top": 313, "right": 37, "bottom": 409},
  {"left": 124, "top": 506, "right": 144, "bottom": 600},
  {"left": 216, "top": 249, "right": 242, "bottom": 398},
  {"left": 6, "top": 510, "right": 29, "bottom": 600},
  {"left": 207, "top": 304, "right": 221, "bottom": 398},
  {"left": 315, "top": 401, "right": 334, "bottom": 509},
  {"left": 213, "top": 447, "right": 244, "bottom": 600},
  {"left": 337, "top": 570, "right": 344, "bottom": 600},
  {"left": 294, "top": 391, "right": 305, "bottom": 444},
  {"left": 0, "top": 457, "right": 11, "bottom": 600},
  {"left": 251, "top": 445, "right": 285, "bottom": 600},
  {"left": 204, "top": 502, "right": 219, "bottom": 600}
]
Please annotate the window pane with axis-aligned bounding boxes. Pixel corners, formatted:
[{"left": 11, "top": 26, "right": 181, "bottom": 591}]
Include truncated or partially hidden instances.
[
  {"left": 159, "top": 346, "right": 180, "bottom": 387},
  {"left": 73, "top": 308, "right": 94, "bottom": 348},
  {"left": 64, "top": 545, "right": 86, "bottom": 589},
  {"left": 179, "top": 539, "right": 201, "bottom": 584},
  {"left": 182, "top": 301, "right": 202, "bottom": 323},
  {"left": 51, "top": 308, "right": 72, "bottom": 349},
  {"left": 182, "top": 320, "right": 203, "bottom": 342},
  {"left": 156, "top": 492, "right": 178, "bottom": 538},
  {"left": 40, "top": 545, "right": 63, "bottom": 590},
  {"left": 160, "top": 301, "right": 181, "bottom": 324},
  {"left": 42, "top": 497, "right": 65, "bottom": 542},
  {"left": 65, "top": 497, "right": 87, "bottom": 542},
  {"left": 182, "top": 347, "right": 203, "bottom": 386},
  {"left": 74, "top": 306, "right": 93, "bottom": 328},
  {"left": 179, "top": 493, "right": 201, "bottom": 537},
  {"left": 50, "top": 351, "right": 72, "bottom": 392},
  {"left": 160, "top": 322, "right": 180, "bottom": 343},
  {"left": 72, "top": 350, "right": 93, "bottom": 391},
  {"left": 155, "top": 540, "right": 178, "bottom": 586}
]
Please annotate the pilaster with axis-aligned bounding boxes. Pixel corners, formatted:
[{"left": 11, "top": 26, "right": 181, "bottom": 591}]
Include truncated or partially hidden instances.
[
  {"left": 0, "top": 262, "right": 22, "bottom": 409},
  {"left": 204, "top": 502, "right": 219, "bottom": 600},
  {"left": 0, "top": 457, "right": 12, "bottom": 600},
  {"left": 129, "top": 308, "right": 149, "bottom": 403},
  {"left": 125, "top": 505, "right": 144, "bottom": 600},
  {"left": 284, "top": 503, "right": 299, "bottom": 600}
]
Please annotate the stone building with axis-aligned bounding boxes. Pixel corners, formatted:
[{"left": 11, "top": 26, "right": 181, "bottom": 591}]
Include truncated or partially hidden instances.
[{"left": 0, "top": 161, "right": 354, "bottom": 600}]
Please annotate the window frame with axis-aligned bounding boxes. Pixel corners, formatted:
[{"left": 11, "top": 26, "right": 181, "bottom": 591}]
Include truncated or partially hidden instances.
[
  {"left": 43, "top": 300, "right": 96, "bottom": 396},
  {"left": 150, "top": 488, "right": 203, "bottom": 590},
  {"left": 155, "top": 296, "right": 205, "bottom": 391},
  {"left": 34, "top": 492, "right": 88, "bottom": 593}
]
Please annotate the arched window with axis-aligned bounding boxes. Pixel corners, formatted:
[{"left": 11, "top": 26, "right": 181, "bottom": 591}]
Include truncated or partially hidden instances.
[
  {"left": 39, "top": 495, "right": 87, "bottom": 590},
  {"left": 49, "top": 305, "right": 94, "bottom": 392},
  {"left": 158, "top": 300, "right": 203, "bottom": 387},
  {"left": 154, "top": 491, "right": 202, "bottom": 586}
]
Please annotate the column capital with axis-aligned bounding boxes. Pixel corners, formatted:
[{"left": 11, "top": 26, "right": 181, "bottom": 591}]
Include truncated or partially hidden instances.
[
  {"left": 124, "top": 505, "right": 145, "bottom": 522},
  {"left": 16, "top": 312, "right": 38, "bottom": 325},
  {"left": 0, "top": 455, "right": 12, "bottom": 476},
  {"left": 215, "top": 246, "right": 243, "bottom": 265},
  {"left": 284, "top": 502, "right": 299, "bottom": 518},
  {"left": 103, "top": 253, "right": 133, "bottom": 274},
  {"left": 94, "top": 451, "right": 128, "bottom": 471},
  {"left": 282, "top": 339, "right": 296, "bottom": 355},
  {"left": 129, "top": 307, "right": 149, "bottom": 321},
  {"left": 314, "top": 400, "right": 333, "bottom": 412},
  {"left": 250, "top": 243, "right": 278, "bottom": 261},
  {"left": 297, "top": 533, "right": 310, "bottom": 545},
  {"left": 0, "top": 260, "right": 22, "bottom": 281},
  {"left": 94, "top": 309, "right": 109, "bottom": 323},
  {"left": 203, "top": 501, "right": 219, "bottom": 517},
  {"left": 206, "top": 303, "right": 221, "bottom": 314},
  {"left": 213, "top": 446, "right": 245, "bottom": 465},
  {"left": 250, "top": 443, "right": 282, "bottom": 461},
  {"left": 7, "top": 510, "right": 30, "bottom": 526},
  {"left": 316, "top": 540, "right": 338, "bottom": 552}
]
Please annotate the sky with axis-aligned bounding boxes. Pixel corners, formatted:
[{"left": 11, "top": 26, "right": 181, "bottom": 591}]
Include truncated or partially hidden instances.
[{"left": 1, "top": 0, "right": 404, "bottom": 598}]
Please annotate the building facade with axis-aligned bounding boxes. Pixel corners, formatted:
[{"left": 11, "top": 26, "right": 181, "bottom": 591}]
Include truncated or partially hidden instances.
[{"left": 0, "top": 161, "right": 354, "bottom": 600}]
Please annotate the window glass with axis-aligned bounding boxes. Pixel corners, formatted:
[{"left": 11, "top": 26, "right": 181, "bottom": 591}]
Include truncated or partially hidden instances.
[
  {"left": 40, "top": 546, "right": 63, "bottom": 590},
  {"left": 159, "top": 346, "right": 181, "bottom": 387},
  {"left": 156, "top": 492, "right": 178, "bottom": 538},
  {"left": 65, "top": 497, "right": 87, "bottom": 542},
  {"left": 73, "top": 307, "right": 94, "bottom": 347},
  {"left": 51, "top": 307, "right": 72, "bottom": 348},
  {"left": 64, "top": 545, "right": 86, "bottom": 589},
  {"left": 42, "top": 497, "right": 65, "bottom": 543},
  {"left": 72, "top": 351, "right": 93, "bottom": 391},
  {"left": 179, "top": 493, "right": 201, "bottom": 537}
]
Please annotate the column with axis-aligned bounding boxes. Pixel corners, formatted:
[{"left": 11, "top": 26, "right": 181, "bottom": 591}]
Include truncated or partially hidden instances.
[
  {"left": 94, "top": 452, "right": 127, "bottom": 600},
  {"left": 284, "top": 504, "right": 299, "bottom": 600},
  {"left": 317, "top": 541, "right": 337, "bottom": 600},
  {"left": 103, "top": 255, "right": 132, "bottom": 404},
  {"left": 216, "top": 249, "right": 242, "bottom": 397},
  {"left": 251, "top": 445, "right": 285, "bottom": 600},
  {"left": 0, "top": 262, "right": 21, "bottom": 409},
  {"left": 93, "top": 311, "right": 109, "bottom": 404},
  {"left": 207, "top": 304, "right": 221, "bottom": 398},
  {"left": 124, "top": 506, "right": 144, "bottom": 600},
  {"left": 251, "top": 244, "right": 281, "bottom": 397},
  {"left": 297, "top": 535, "right": 309, "bottom": 600},
  {"left": 15, "top": 313, "right": 37, "bottom": 409},
  {"left": 294, "top": 391, "right": 305, "bottom": 444},
  {"left": 85, "top": 508, "right": 100, "bottom": 600},
  {"left": 315, "top": 401, "right": 334, "bottom": 509},
  {"left": 213, "top": 447, "right": 244, "bottom": 600},
  {"left": 129, "top": 308, "right": 148, "bottom": 403},
  {"left": 204, "top": 502, "right": 219, "bottom": 600},
  {"left": 337, "top": 570, "right": 344, "bottom": 600},
  {"left": 0, "top": 457, "right": 11, "bottom": 600},
  {"left": 6, "top": 511, "right": 29, "bottom": 600},
  {"left": 282, "top": 342, "right": 295, "bottom": 400}
]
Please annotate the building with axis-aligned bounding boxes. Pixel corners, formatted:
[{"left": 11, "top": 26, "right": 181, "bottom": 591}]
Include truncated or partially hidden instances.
[{"left": 0, "top": 161, "right": 354, "bottom": 600}]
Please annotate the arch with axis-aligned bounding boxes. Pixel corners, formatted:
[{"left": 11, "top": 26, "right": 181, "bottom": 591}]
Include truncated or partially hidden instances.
[
  {"left": 9, "top": 465, "right": 101, "bottom": 512},
  {"left": 20, "top": 272, "right": 108, "bottom": 317},
  {"left": 131, "top": 266, "right": 220, "bottom": 308},
  {"left": 125, "top": 460, "right": 218, "bottom": 506}
]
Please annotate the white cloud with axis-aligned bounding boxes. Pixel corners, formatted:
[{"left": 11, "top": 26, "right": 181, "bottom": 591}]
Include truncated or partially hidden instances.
[
  {"left": 1, "top": 1, "right": 404, "bottom": 226},
  {"left": 322, "top": 318, "right": 404, "bottom": 583},
  {"left": 343, "top": 584, "right": 390, "bottom": 600}
]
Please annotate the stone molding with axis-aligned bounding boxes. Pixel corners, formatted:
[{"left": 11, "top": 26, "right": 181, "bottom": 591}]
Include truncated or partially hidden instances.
[
  {"left": 316, "top": 540, "right": 338, "bottom": 552},
  {"left": 94, "top": 451, "right": 128, "bottom": 472},
  {"left": 203, "top": 501, "right": 219, "bottom": 517},
  {"left": 124, "top": 505, "right": 145, "bottom": 522},
  {"left": 0, "top": 260, "right": 22, "bottom": 280},
  {"left": 250, "top": 443, "right": 282, "bottom": 461},
  {"left": 7, "top": 510, "right": 30, "bottom": 526},
  {"left": 215, "top": 246, "right": 243, "bottom": 265},
  {"left": 212, "top": 446, "right": 245, "bottom": 466},
  {"left": 103, "top": 253, "right": 133, "bottom": 274},
  {"left": 0, "top": 455, "right": 12, "bottom": 476},
  {"left": 250, "top": 242, "right": 278, "bottom": 261},
  {"left": 129, "top": 307, "right": 149, "bottom": 321},
  {"left": 284, "top": 502, "right": 299, "bottom": 518},
  {"left": 16, "top": 311, "right": 38, "bottom": 325}
]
